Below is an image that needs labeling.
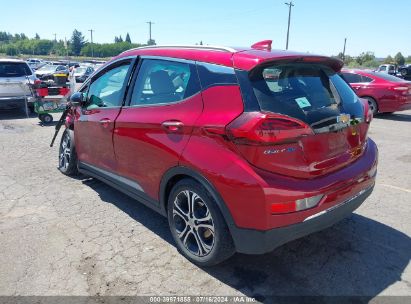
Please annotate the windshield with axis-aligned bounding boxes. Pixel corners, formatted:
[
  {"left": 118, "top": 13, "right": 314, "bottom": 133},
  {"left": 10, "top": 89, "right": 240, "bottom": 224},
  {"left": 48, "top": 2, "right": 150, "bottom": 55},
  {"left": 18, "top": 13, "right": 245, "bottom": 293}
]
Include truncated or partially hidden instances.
[
  {"left": 371, "top": 72, "right": 405, "bottom": 82},
  {"left": 0, "top": 62, "right": 32, "bottom": 77},
  {"left": 247, "top": 63, "right": 363, "bottom": 128},
  {"left": 38, "top": 65, "right": 57, "bottom": 72}
]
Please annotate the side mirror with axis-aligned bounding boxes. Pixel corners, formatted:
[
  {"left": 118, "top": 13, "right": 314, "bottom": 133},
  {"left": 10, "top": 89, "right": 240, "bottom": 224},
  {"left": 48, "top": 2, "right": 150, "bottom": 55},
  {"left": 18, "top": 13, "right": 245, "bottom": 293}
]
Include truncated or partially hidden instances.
[{"left": 69, "top": 92, "right": 84, "bottom": 106}]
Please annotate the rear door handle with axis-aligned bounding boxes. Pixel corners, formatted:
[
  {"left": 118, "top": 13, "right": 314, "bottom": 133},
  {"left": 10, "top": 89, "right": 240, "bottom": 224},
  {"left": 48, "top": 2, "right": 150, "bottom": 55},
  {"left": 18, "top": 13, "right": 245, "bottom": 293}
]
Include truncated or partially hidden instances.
[
  {"left": 99, "top": 118, "right": 111, "bottom": 128},
  {"left": 162, "top": 121, "right": 184, "bottom": 132}
]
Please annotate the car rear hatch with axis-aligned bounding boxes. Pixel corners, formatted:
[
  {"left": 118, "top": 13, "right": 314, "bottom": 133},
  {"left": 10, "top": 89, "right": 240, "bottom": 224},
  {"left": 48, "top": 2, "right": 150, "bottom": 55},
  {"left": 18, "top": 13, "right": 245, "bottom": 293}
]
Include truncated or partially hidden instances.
[
  {"left": 0, "top": 62, "right": 32, "bottom": 98},
  {"left": 229, "top": 57, "right": 371, "bottom": 179}
]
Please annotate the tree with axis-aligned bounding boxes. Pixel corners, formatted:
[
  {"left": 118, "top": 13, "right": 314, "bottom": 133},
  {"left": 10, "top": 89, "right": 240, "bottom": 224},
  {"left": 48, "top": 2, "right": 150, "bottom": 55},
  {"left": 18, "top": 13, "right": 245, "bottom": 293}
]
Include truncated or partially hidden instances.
[
  {"left": 71, "top": 29, "right": 85, "bottom": 56},
  {"left": 35, "top": 33, "right": 40, "bottom": 40},
  {"left": 384, "top": 55, "right": 393, "bottom": 64},
  {"left": 406, "top": 56, "right": 411, "bottom": 63},
  {"left": 125, "top": 33, "right": 131, "bottom": 43},
  {"left": 394, "top": 52, "right": 405, "bottom": 66},
  {"left": 356, "top": 52, "right": 375, "bottom": 66}
]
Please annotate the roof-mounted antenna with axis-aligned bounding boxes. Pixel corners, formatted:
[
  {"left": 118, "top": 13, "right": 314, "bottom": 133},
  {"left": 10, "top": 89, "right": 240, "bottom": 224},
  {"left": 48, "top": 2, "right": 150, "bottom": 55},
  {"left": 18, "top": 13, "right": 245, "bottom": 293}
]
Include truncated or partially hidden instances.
[{"left": 251, "top": 40, "right": 272, "bottom": 51}]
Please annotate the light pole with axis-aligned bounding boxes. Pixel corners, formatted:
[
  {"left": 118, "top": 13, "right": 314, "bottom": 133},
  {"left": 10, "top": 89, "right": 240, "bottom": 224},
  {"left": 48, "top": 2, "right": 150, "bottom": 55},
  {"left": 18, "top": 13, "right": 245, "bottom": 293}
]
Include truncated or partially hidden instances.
[
  {"left": 342, "top": 38, "right": 347, "bottom": 61},
  {"left": 88, "top": 29, "right": 94, "bottom": 58},
  {"left": 285, "top": 1, "right": 294, "bottom": 50},
  {"left": 146, "top": 21, "right": 154, "bottom": 45}
]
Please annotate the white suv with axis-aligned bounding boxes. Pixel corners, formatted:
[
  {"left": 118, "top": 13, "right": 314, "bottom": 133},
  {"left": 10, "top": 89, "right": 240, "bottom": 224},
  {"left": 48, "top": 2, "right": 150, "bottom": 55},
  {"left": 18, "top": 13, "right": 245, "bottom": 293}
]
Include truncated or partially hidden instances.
[{"left": 0, "top": 59, "right": 38, "bottom": 109}]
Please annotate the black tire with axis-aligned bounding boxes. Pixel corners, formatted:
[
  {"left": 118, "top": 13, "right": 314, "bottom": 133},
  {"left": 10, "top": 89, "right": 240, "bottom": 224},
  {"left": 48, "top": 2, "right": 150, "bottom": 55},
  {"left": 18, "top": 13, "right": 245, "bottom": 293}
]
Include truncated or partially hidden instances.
[
  {"left": 58, "top": 129, "right": 79, "bottom": 176},
  {"left": 365, "top": 97, "right": 378, "bottom": 116},
  {"left": 167, "top": 178, "right": 235, "bottom": 266},
  {"left": 400, "top": 69, "right": 408, "bottom": 77},
  {"left": 43, "top": 114, "right": 53, "bottom": 124}
]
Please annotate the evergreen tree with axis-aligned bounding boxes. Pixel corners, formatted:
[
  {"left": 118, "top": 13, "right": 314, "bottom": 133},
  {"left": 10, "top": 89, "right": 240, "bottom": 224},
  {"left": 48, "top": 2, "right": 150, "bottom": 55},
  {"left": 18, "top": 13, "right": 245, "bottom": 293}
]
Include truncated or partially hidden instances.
[
  {"left": 71, "top": 29, "right": 85, "bottom": 56},
  {"left": 125, "top": 33, "right": 131, "bottom": 43}
]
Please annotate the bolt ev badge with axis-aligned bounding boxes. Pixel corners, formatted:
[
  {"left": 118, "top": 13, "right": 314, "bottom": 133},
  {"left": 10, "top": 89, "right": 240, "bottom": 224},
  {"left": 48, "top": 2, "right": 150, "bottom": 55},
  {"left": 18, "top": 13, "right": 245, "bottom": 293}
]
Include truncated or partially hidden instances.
[{"left": 264, "top": 147, "right": 296, "bottom": 155}]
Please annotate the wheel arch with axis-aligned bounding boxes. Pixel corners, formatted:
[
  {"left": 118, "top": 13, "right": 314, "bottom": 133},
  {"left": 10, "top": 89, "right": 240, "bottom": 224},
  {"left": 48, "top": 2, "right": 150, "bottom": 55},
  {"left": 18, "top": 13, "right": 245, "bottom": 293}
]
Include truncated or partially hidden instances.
[{"left": 159, "top": 166, "right": 237, "bottom": 231}]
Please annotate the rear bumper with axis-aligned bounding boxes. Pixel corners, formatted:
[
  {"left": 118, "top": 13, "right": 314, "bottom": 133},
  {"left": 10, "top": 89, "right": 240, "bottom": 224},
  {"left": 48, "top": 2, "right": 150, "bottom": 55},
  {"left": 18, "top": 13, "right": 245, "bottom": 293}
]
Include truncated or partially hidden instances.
[{"left": 231, "top": 185, "right": 373, "bottom": 254}]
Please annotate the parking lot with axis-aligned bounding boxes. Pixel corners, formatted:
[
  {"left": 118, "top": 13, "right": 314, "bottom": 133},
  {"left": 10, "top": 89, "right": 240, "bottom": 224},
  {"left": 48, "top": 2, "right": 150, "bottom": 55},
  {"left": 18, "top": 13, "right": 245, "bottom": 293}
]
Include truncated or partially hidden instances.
[{"left": 0, "top": 108, "right": 410, "bottom": 299}]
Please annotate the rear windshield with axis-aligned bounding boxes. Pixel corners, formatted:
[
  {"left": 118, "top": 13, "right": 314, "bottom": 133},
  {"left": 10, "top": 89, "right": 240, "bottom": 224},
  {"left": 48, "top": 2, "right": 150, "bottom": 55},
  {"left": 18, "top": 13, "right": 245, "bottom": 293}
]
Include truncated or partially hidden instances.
[
  {"left": 247, "top": 63, "right": 363, "bottom": 127},
  {"left": 370, "top": 72, "right": 405, "bottom": 82},
  {"left": 0, "top": 62, "right": 32, "bottom": 77}
]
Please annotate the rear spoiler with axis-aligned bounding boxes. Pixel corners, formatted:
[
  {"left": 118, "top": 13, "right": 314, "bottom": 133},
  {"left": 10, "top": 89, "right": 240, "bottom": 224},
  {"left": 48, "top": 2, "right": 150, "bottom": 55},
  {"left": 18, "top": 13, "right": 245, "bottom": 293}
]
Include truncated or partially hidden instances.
[
  {"left": 234, "top": 51, "right": 344, "bottom": 73},
  {"left": 251, "top": 56, "right": 344, "bottom": 74}
]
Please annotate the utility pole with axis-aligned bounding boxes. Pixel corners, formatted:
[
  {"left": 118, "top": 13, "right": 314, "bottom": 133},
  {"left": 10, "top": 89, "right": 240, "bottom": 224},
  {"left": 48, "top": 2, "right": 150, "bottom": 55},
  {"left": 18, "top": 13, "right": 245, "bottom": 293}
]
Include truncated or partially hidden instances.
[
  {"left": 342, "top": 38, "right": 347, "bottom": 61},
  {"left": 53, "top": 33, "right": 57, "bottom": 42},
  {"left": 146, "top": 21, "right": 154, "bottom": 45},
  {"left": 88, "top": 29, "right": 94, "bottom": 58},
  {"left": 285, "top": 1, "right": 294, "bottom": 50}
]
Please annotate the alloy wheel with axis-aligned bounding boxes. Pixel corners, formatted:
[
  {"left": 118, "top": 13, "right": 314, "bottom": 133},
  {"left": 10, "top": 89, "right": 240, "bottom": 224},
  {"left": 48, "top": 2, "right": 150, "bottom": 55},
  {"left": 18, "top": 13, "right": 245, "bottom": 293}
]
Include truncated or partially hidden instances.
[
  {"left": 59, "top": 132, "right": 71, "bottom": 170},
  {"left": 172, "top": 190, "right": 215, "bottom": 257},
  {"left": 367, "top": 98, "right": 378, "bottom": 115}
]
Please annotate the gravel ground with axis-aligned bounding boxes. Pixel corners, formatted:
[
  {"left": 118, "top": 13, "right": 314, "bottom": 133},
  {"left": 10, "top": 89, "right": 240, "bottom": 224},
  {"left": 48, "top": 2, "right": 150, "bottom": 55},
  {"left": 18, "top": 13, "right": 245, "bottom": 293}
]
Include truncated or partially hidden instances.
[{"left": 0, "top": 107, "right": 410, "bottom": 300}]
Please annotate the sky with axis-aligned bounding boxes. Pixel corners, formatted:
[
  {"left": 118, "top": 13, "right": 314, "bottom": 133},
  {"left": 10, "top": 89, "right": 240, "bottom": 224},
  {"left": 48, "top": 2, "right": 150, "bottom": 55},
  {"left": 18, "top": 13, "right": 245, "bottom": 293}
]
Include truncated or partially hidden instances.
[{"left": 1, "top": 0, "right": 410, "bottom": 57}]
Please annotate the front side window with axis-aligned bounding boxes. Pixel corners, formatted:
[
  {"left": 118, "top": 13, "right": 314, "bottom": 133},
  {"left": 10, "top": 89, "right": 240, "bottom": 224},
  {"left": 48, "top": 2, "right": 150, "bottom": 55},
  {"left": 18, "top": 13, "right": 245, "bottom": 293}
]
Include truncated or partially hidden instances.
[
  {"left": 86, "top": 62, "right": 131, "bottom": 108},
  {"left": 130, "top": 59, "right": 199, "bottom": 106}
]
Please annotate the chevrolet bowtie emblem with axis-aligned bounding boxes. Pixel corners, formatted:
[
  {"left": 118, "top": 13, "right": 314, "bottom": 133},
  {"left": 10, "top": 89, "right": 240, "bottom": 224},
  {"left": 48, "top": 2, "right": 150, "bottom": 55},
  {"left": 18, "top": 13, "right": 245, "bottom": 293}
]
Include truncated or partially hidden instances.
[{"left": 337, "top": 114, "right": 350, "bottom": 124}]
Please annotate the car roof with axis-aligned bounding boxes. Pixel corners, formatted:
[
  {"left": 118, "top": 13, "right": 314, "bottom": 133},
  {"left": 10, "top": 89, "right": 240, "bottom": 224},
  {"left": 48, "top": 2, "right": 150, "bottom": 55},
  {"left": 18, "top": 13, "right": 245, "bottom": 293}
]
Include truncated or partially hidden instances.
[
  {"left": 0, "top": 58, "right": 26, "bottom": 63},
  {"left": 117, "top": 44, "right": 343, "bottom": 72}
]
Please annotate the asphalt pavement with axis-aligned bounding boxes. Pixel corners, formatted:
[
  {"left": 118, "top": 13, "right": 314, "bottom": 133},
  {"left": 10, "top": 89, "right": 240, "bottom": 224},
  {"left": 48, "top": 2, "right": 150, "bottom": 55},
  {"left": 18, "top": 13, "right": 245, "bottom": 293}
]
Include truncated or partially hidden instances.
[{"left": 0, "top": 108, "right": 410, "bottom": 300}]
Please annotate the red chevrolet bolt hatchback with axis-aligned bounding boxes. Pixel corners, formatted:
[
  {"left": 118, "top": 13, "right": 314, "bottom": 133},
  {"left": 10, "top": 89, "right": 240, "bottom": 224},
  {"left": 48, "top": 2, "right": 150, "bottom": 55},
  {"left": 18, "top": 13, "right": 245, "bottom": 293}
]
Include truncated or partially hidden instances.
[
  {"left": 341, "top": 69, "right": 411, "bottom": 115},
  {"left": 58, "top": 41, "right": 378, "bottom": 266}
]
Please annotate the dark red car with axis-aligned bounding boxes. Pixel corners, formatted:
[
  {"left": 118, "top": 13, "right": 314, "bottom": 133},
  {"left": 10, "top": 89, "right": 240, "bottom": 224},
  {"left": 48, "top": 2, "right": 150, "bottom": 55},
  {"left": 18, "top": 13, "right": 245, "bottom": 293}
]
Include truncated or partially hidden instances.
[
  {"left": 58, "top": 41, "right": 378, "bottom": 266},
  {"left": 340, "top": 69, "right": 411, "bottom": 115}
]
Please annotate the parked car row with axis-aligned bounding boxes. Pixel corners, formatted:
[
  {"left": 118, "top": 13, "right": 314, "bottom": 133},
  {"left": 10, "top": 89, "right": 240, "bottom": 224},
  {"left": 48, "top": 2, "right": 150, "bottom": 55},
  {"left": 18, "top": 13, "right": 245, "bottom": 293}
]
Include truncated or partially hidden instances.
[
  {"left": 25, "top": 58, "right": 105, "bottom": 83},
  {"left": 376, "top": 63, "right": 411, "bottom": 79}
]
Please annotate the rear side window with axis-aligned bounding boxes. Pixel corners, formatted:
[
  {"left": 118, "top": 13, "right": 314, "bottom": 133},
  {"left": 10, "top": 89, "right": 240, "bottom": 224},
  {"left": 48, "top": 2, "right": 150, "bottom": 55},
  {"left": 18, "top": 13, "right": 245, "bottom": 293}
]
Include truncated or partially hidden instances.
[
  {"left": 247, "top": 63, "right": 363, "bottom": 127},
  {"left": 362, "top": 76, "right": 373, "bottom": 83},
  {"left": 371, "top": 72, "right": 405, "bottom": 82},
  {"left": 130, "top": 59, "right": 200, "bottom": 106},
  {"left": 0, "top": 62, "right": 32, "bottom": 77},
  {"left": 340, "top": 72, "right": 374, "bottom": 83},
  {"left": 340, "top": 72, "right": 363, "bottom": 83},
  {"left": 196, "top": 62, "right": 237, "bottom": 89}
]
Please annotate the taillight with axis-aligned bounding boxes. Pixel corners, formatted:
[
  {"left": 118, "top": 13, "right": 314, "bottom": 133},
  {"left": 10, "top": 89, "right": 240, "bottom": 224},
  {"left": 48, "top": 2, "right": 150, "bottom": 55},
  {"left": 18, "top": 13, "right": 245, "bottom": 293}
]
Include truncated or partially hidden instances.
[
  {"left": 227, "top": 112, "right": 313, "bottom": 144},
  {"left": 390, "top": 86, "right": 410, "bottom": 96}
]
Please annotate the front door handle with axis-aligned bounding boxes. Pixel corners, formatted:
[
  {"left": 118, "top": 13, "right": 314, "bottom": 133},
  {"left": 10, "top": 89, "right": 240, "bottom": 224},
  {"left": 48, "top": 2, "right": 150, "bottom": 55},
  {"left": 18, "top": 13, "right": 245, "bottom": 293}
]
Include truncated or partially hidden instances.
[
  {"left": 162, "top": 121, "right": 184, "bottom": 132},
  {"left": 99, "top": 118, "right": 111, "bottom": 128}
]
